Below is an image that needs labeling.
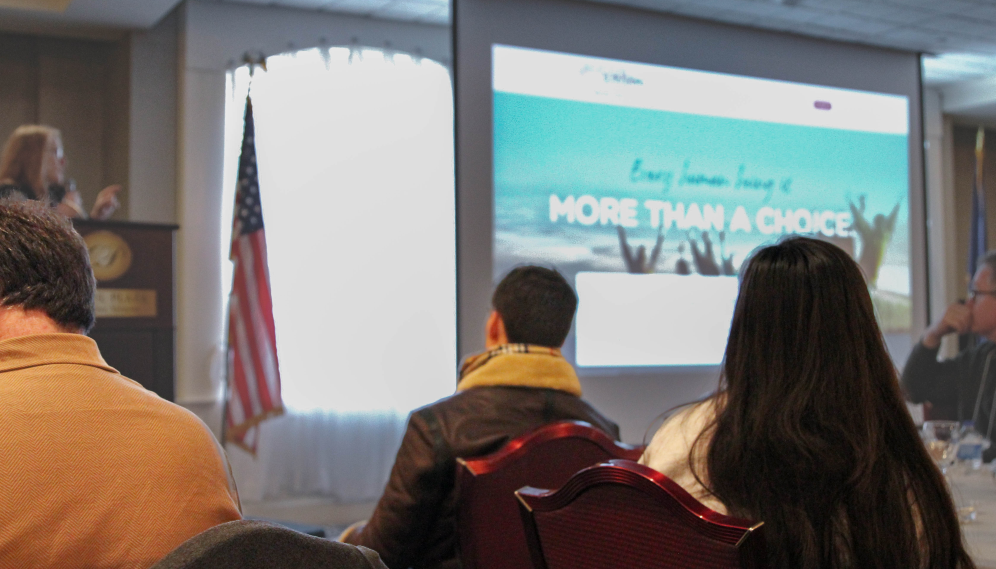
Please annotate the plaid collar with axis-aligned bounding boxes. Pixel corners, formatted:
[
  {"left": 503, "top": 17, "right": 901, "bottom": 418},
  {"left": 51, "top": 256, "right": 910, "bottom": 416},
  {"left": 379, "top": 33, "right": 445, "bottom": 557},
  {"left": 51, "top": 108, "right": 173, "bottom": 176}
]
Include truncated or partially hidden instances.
[{"left": 458, "top": 343, "right": 562, "bottom": 380}]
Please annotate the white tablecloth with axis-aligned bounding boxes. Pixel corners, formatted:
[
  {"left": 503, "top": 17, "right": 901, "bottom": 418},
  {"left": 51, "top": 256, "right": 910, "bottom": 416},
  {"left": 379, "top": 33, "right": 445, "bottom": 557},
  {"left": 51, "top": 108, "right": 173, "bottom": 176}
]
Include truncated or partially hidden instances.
[{"left": 948, "top": 469, "right": 996, "bottom": 568}]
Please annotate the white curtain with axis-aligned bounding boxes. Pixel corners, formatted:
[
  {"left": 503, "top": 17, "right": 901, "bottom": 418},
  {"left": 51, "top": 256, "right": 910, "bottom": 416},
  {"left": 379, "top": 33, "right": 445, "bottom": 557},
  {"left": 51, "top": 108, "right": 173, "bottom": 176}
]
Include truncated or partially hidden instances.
[{"left": 221, "top": 47, "right": 456, "bottom": 502}]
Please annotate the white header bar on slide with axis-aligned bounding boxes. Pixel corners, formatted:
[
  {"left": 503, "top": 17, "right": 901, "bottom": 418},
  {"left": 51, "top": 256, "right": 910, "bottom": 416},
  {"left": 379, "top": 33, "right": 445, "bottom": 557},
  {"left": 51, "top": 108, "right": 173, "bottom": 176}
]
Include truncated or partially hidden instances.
[{"left": 492, "top": 44, "right": 909, "bottom": 135}]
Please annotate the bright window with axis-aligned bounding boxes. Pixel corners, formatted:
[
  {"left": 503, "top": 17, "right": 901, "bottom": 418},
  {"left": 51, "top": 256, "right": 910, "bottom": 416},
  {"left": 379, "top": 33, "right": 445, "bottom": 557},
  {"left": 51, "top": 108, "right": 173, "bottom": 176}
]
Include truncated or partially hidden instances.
[{"left": 221, "top": 47, "right": 456, "bottom": 416}]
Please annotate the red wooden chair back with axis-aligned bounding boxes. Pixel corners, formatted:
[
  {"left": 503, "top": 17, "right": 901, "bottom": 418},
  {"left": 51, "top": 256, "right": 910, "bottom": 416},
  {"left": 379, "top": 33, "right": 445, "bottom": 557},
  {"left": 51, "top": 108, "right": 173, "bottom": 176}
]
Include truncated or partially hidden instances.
[
  {"left": 516, "top": 459, "right": 767, "bottom": 569},
  {"left": 455, "top": 421, "right": 643, "bottom": 569}
]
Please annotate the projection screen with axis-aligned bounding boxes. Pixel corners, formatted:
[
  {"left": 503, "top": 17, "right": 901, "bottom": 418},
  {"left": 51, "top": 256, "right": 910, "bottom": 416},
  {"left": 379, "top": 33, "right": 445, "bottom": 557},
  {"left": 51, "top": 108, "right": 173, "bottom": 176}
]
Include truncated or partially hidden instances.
[{"left": 454, "top": 0, "right": 925, "bottom": 432}]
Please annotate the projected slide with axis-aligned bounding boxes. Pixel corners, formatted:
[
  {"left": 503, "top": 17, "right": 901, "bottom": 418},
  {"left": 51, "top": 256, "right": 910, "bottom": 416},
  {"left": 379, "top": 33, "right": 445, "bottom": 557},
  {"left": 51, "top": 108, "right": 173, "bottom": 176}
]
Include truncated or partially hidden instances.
[{"left": 492, "top": 45, "right": 911, "bottom": 367}]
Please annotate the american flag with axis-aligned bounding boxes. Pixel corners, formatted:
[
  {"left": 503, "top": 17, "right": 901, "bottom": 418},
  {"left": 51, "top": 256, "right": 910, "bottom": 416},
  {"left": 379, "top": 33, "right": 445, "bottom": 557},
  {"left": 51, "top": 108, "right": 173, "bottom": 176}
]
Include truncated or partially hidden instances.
[
  {"left": 225, "top": 95, "right": 283, "bottom": 454},
  {"left": 969, "top": 126, "right": 987, "bottom": 281}
]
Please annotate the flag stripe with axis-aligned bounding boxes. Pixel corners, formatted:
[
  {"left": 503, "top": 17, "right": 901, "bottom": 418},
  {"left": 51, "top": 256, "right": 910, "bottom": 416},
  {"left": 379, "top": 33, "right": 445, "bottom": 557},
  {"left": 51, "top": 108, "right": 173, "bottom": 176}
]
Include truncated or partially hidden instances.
[
  {"left": 233, "top": 287, "right": 265, "bottom": 417},
  {"left": 231, "top": 295, "right": 261, "bottom": 420},
  {"left": 253, "top": 231, "right": 276, "bottom": 330},
  {"left": 226, "top": 305, "right": 248, "bottom": 426},
  {"left": 242, "top": 233, "right": 280, "bottom": 403},
  {"left": 228, "top": 369, "right": 246, "bottom": 426},
  {"left": 239, "top": 237, "right": 276, "bottom": 411}
]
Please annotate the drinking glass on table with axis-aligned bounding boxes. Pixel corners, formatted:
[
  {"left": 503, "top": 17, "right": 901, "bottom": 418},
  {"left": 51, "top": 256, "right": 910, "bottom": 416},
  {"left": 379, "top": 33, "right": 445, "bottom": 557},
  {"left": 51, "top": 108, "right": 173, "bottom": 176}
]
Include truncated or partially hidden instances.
[
  {"left": 956, "top": 420, "right": 990, "bottom": 471},
  {"left": 922, "top": 420, "right": 960, "bottom": 474}
]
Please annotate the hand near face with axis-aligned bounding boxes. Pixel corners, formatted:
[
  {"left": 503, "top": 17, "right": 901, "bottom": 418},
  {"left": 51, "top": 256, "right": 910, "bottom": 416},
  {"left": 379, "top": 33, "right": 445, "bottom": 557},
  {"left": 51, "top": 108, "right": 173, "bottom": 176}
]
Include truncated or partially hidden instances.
[
  {"left": 922, "top": 303, "right": 972, "bottom": 349},
  {"left": 90, "top": 184, "right": 122, "bottom": 220}
]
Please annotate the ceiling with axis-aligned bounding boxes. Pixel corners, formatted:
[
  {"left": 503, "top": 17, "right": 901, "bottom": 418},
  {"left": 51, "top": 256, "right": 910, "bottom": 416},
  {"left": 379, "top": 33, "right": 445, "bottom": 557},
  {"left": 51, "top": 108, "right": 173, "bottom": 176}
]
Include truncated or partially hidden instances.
[
  {"left": 0, "top": 0, "right": 183, "bottom": 37},
  {"left": 593, "top": 0, "right": 996, "bottom": 86},
  {"left": 224, "top": 0, "right": 450, "bottom": 25},
  {"left": 3, "top": 0, "right": 996, "bottom": 107},
  {"left": 216, "top": 0, "right": 996, "bottom": 87}
]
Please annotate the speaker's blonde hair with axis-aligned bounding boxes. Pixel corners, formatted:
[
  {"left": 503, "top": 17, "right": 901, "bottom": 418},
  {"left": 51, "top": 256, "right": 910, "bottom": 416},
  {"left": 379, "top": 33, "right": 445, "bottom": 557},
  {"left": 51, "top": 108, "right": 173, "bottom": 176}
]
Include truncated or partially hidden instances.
[{"left": 0, "top": 125, "right": 62, "bottom": 201}]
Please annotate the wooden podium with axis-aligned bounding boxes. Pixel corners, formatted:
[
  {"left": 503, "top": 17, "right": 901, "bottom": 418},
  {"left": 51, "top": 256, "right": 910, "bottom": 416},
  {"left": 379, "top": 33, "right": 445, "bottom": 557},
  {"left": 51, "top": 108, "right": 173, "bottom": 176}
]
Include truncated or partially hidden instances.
[{"left": 73, "top": 220, "right": 178, "bottom": 402}]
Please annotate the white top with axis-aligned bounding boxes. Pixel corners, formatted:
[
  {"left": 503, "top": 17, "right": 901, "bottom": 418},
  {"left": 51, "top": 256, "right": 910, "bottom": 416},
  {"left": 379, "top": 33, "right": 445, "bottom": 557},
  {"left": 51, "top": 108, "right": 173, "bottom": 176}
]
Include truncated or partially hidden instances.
[{"left": 638, "top": 398, "right": 728, "bottom": 515}]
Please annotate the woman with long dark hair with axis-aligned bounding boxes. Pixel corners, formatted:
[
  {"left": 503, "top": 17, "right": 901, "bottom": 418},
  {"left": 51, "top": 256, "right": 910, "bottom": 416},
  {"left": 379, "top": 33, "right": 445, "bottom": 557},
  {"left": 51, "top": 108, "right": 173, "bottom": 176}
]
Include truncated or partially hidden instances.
[
  {"left": 0, "top": 124, "right": 120, "bottom": 219},
  {"left": 640, "top": 236, "right": 974, "bottom": 569}
]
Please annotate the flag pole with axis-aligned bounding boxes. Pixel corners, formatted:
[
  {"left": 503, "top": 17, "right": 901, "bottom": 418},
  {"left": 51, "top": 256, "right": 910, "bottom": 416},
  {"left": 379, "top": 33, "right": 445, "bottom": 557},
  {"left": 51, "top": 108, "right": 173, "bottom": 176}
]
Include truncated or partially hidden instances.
[
  {"left": 221, "top": 295, "right": 234, "bottom": 445},
  {"left": 222, "top": 57, "right": 260, "bottom": 450},
  {"left": 221, "top": 62, "right": 253, "bottom": 448}
]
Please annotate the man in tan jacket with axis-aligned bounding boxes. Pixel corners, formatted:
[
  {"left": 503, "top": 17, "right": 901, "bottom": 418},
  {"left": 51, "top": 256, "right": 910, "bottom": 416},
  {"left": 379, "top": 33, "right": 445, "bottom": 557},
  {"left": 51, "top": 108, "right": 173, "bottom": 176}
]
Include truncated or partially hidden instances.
[{"left": 0, "top": 199, "right": 241, "bottom": 568}]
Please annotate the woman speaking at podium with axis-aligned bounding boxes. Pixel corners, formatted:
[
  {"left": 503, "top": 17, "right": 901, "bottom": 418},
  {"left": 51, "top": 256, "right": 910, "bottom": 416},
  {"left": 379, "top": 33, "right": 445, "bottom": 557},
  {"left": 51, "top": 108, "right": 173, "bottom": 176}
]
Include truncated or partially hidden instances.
[{"left": 0, "top": 124, "right": 121, "bottom": 219}]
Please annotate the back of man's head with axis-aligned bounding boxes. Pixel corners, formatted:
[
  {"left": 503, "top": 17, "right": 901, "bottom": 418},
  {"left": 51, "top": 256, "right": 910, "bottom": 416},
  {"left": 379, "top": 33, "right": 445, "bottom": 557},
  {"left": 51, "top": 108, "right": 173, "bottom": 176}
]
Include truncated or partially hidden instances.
[
  {"left": 0, "top": 199, "right": 95, "bottom": 334},
  {"left": 491, "top": 266, "right": 577, "bottom": 348}
]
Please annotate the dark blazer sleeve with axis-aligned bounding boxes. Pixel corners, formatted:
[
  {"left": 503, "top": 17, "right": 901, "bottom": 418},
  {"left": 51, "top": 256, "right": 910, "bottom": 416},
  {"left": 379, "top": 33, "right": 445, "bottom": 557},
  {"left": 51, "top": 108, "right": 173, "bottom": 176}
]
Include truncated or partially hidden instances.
[
  {"left": 900, "top": 342, "right": 961, "bottom": 408},
  {"left": 342, "top": 410, "right": 450, "bottom": 569},
  {"left": 577, "top": 399, "right": 620, "bottom": 442}
]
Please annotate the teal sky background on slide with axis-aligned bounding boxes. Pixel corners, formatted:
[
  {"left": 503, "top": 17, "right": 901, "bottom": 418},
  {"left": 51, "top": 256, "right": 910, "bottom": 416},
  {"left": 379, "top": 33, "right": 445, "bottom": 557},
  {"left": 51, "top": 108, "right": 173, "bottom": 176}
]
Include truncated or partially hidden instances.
[{"left": 493, "top": 91, "right": 910, "bottom": 269}]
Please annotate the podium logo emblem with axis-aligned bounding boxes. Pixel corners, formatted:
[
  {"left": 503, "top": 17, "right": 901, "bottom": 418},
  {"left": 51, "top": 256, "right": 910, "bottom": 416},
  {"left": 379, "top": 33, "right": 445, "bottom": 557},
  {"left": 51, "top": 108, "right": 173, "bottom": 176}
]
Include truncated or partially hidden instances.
[{"left": 84, "top": 230, "right": 133, "bottom": 282}]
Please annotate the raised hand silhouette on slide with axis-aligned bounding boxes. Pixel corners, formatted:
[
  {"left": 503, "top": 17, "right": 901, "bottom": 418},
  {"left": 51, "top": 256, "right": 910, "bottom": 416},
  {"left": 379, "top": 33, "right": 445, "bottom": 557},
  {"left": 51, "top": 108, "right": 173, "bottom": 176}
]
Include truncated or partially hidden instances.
[
  {"left": 687, "top": 230, "right": 721, "bottom": 276},
  {"left": 718, "top": 231, "right": 736, "bottom": 276},
  {"left": 674, "top": 242, "right": 692, "bottom": 275},
  {"left": 618, "top": 225, "right": 665, "bottom": 274},
  {"left": 848, "top": 195, "right": 900, "bottom": 287}
]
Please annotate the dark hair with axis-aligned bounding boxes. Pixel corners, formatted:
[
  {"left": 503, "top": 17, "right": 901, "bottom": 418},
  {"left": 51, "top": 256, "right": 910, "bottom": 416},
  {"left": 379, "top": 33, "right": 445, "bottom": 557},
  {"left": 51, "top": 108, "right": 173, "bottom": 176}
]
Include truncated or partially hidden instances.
[
  {"left": 0, "top": 199, "right": 95, "bottom": 333},
  {"left": 491, "top": 266, "right": 577, "bottom": 347},
  {"left": 699, "top": 236, "right": 973, "bottom": 569}
]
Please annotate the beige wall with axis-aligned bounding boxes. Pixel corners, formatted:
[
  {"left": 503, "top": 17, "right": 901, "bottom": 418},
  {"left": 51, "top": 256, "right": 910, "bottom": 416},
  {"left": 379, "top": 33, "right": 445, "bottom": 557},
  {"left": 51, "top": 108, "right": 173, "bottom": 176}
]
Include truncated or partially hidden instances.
[
  {"left": 128, "top": 8, "right": 178, "bottom": 224},
  {"left": 0, "top": 32, "right": 130, "bottom": 217}
]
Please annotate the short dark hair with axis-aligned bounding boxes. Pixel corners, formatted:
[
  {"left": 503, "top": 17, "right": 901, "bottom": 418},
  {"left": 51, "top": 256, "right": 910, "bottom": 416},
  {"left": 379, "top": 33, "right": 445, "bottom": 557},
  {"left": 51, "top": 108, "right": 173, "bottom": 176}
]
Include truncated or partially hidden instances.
[
  {"left": 0, "top": 199, "right": 95, "bottom": 333},
  {"left": 491, "top": 266, "right": 577, "bottom": 347}
]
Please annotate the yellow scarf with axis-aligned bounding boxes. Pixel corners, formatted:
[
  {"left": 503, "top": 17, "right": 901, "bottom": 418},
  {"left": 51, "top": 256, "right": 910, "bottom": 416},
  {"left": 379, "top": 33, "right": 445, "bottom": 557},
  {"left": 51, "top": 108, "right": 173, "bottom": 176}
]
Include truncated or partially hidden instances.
[{"left": 456, "top": 343, "right": 582, "bottom": 396}]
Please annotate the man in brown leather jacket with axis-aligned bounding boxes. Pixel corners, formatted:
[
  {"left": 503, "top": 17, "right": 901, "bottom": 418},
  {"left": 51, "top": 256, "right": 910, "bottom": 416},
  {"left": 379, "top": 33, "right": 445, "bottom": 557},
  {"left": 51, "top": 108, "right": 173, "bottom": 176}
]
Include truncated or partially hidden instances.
[{"left": 341, "top": 266, "right": 619, "bottom": 569}]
